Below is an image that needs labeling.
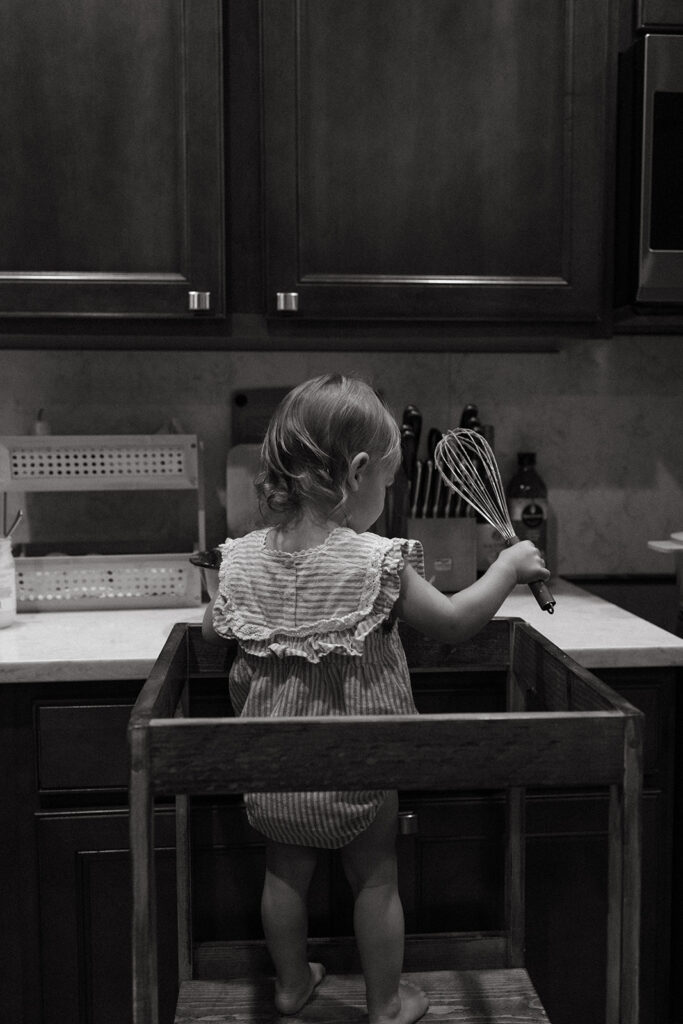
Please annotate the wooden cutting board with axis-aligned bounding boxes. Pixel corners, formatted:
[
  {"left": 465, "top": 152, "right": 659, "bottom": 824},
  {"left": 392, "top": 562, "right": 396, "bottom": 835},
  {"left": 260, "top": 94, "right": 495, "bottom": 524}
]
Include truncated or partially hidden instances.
[
  {"left": 225, "top": 444, "right": 263, "bottom": 538},
  {"left": 231, "top": 387, "right": 288, "bottom": 444}
]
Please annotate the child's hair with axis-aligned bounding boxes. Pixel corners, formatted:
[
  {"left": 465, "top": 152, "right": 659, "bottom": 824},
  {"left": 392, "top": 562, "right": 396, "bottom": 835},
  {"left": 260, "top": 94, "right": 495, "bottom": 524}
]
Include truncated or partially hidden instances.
[{"left": 256, "top": 374, "right": 401, "bottom": 524}]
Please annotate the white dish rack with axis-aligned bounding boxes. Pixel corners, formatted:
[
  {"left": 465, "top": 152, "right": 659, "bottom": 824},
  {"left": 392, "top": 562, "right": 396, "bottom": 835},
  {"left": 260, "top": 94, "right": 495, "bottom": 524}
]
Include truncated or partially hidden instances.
[{"left": 0, "top": 434, "right": 205, "bottom": 611}]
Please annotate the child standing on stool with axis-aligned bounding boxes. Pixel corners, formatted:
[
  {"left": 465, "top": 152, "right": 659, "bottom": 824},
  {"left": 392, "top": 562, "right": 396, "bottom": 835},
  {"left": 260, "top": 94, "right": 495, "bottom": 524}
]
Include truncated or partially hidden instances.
[{"left": 203, "top": 374, "right": 549, "bottom": 1024}]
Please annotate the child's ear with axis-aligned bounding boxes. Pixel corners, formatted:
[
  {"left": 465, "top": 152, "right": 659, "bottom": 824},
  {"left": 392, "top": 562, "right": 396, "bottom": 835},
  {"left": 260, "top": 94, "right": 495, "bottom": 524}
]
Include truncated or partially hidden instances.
[{"left": 347, "top": 452, "right": 369, "bottom": 491}]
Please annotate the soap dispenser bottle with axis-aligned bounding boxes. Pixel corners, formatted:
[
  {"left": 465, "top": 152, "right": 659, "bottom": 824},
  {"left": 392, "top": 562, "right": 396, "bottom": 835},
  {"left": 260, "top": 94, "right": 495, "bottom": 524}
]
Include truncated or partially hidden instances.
[{"left": 506, "top": 453, "right": 549, "bottom": 562}]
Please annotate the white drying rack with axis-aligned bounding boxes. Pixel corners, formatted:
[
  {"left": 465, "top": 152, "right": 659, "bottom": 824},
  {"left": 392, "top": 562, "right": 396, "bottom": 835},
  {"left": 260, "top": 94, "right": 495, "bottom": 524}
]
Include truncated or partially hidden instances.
[{"left": 0, "top": 434, "right": 206, "bottom": 611}]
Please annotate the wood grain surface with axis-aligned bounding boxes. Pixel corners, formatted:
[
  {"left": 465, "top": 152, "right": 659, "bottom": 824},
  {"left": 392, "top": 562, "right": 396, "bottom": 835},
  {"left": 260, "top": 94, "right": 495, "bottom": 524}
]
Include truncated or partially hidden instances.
[{"left": 175, "top": 968, "right": 550, "bottom": 1023}]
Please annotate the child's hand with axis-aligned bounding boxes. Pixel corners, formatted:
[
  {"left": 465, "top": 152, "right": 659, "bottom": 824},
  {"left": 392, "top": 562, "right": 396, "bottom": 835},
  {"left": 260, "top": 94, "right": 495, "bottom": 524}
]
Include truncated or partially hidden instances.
[{"left": 496, "top": 540, "right": 550, "bottom": 585}]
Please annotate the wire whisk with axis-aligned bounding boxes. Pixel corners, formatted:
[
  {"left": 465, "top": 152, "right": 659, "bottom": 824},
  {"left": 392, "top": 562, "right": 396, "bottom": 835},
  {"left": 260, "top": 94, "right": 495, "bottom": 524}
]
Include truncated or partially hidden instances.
[{"left": 435, "top": 428, "right": 555, "bottom": 613}]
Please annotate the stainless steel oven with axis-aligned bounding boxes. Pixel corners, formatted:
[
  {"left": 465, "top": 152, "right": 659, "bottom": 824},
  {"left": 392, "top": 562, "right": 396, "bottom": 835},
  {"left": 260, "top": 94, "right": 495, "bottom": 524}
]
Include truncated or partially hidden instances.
[{"left": 618, "top": 34, "right": 683, "bottom": 304}]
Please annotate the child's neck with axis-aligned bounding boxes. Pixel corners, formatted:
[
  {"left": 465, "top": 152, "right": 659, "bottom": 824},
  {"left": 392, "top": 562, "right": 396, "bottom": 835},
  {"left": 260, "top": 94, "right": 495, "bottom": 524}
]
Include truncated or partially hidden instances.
[{"left": 270, "top": 513, "right": 344, "bottom": 553}]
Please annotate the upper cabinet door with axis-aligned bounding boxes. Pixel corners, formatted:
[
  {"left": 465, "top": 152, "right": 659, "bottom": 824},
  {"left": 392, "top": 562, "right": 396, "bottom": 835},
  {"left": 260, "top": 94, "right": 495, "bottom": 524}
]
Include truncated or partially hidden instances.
[
  {"left": 0, "top": 0, "right": 224, "bottom": 318},
  {"left": 263, "top": 0, "right": 613, "bottom": 322},
  {"left": 637, "top": 0, "right": 683, "bottom": 28}
]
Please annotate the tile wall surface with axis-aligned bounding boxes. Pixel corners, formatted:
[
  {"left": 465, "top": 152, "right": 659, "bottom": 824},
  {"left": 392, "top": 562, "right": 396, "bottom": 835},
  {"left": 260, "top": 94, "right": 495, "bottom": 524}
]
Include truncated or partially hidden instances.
[{"left": 1, "top": 335, "right": 681, "bottom": 575}]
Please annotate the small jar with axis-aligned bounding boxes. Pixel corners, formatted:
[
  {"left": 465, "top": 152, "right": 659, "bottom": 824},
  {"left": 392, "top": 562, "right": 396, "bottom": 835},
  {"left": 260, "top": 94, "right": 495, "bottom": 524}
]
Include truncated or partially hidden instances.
[{"left": 0, "top": 538, "right": 17, "bottom": 628}]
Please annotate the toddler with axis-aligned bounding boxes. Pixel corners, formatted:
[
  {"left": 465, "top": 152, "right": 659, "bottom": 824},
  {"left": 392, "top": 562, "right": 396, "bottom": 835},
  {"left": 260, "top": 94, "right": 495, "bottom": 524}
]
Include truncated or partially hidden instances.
[{"left": 203, "top": 374, "right": 549, "bottom": 1024}]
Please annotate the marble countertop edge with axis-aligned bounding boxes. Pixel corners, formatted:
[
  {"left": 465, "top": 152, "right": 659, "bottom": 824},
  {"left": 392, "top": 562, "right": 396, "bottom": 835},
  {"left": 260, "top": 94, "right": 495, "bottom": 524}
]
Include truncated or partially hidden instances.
[{"left": 1, "top": 582, "right": 682, "bottom": 684}]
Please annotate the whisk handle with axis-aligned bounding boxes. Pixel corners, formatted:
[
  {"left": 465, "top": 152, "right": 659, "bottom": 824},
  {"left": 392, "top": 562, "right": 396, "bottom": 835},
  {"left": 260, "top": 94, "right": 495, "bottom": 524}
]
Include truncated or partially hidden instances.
[
  {"left": 527, "top": 578, "right": 556, "bottom": 614},
  {"left": 506, "top": 536, "right": 556, "bottom": 614}
]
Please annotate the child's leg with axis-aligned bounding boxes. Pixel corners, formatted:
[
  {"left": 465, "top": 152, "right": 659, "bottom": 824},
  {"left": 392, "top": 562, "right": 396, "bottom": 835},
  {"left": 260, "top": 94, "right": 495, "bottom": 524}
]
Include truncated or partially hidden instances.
[
  {"left": 261, "top": 839, "right": 325, "bottom": 1014},
  {"left": 340, "top": 792, "right": 428, "bottom": 1024}
]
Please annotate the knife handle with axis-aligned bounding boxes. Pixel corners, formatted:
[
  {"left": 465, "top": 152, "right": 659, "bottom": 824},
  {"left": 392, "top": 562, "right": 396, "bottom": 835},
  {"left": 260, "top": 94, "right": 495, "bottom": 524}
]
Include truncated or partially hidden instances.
[
  {"left": 421, "top": 461, "right": 433, "bottom": 519},
  {"left": 410, "top": 461, "right": 423, "bottom": 519},
  {"left": 431, "top": 475, "right": 443, "bottom": 518}
]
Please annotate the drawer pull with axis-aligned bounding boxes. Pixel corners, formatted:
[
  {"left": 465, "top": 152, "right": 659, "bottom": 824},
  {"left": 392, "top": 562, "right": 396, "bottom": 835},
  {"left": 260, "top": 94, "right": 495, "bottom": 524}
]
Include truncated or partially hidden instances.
[
  {"left": 398, "top": 811, "right": 418, "bottom": 835},
  {"left": 276, "top": 291, "right": 299, "bottom": 312}
]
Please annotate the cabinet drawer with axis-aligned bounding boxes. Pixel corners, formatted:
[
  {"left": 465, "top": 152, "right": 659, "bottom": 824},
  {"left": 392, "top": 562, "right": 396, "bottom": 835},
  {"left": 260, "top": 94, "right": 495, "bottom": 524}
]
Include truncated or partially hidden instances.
[{"left": 35, "top": 702, "right": 133, "bottom": 791}]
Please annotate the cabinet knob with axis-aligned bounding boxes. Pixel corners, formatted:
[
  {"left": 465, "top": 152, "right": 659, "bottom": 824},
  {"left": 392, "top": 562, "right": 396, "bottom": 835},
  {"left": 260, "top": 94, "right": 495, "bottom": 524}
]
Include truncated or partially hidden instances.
[
  {"left": 188, "top": 291, "right": 211, "bottom": 312},
  {"left": 276, "top": 291, "right": 299, "bottom": 312},
  {"left": 398, "top": 811, "right": 418, "bottom": 835}
]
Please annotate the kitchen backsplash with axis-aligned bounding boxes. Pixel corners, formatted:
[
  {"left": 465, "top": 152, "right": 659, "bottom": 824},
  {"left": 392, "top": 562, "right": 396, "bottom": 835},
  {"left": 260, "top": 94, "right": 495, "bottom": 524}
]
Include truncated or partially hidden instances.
[{"left": 1, "top": 334, "right": 681, "bottom": 576}]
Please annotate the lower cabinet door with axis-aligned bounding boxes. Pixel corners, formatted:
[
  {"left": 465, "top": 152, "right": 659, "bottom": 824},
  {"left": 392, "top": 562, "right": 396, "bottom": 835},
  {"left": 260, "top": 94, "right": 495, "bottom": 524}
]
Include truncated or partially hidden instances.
[
  {"left": 525, "top": 789, "right": 664, "bottom": 1024},
  {"left": 36, "top": 809, "right": 178, "bottom": 1024},
  {"left": 35, "top": 789, "right": 664, "bottom": 1024}
]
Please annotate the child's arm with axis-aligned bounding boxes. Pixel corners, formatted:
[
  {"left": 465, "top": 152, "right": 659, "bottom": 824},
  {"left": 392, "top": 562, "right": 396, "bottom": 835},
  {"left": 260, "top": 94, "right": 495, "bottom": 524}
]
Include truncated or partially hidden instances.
[
  {"left": 202, "top": 594, "right": 223, "bottom": 644},
  {"left": 395, "top": 540, "right": 549, "bottom": 645}
]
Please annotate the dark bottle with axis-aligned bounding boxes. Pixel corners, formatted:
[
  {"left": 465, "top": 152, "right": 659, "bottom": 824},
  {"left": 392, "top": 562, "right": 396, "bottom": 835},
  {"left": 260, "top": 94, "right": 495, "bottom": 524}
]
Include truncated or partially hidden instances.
[{"left": 506, "top": 453, "right": 548, "bottom": 560}]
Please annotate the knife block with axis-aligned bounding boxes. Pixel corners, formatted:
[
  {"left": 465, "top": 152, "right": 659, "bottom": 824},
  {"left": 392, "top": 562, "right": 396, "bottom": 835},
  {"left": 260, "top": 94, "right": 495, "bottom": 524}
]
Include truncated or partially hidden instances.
[{"left": 407, "top": 517, "right": 477, "bottom": 592}]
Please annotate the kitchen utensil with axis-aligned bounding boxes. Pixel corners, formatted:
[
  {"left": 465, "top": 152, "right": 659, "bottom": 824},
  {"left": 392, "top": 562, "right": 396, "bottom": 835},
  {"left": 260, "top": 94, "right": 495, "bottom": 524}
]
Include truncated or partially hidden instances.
[
  {"left": 435, "top": 428, "right": 556, "bottom": 613},
  {"left": 431, "top": 475, "right": 443, "bottom": 518},
  {"left": 424, "top": 428, "right": 442, "bottom": 514},
  {"left": 189, "top": 547, "right": 222, "bottom": 600},
  {"left": 390, "top": 426, "right": 415, "bottom": 535},
  {"left": 410, "top": 460, "right": 423, "bottom": 519},
  {"left": 421, "top": 460, "right": 433, "bottom": 519},
  {"left": 459, "top": 403, "right": 481, "bottom": 429},
  {"left": 402, "top": 405, "right": 422, "bottom": 454},
  {"left": 189, "top": 548, "right": 222, "bottom": 570},
  {"left": 401, "top": 424, "right": 418, "bottom": 490},
  {"left": 427, "top": 428, "right": 442, "bottom": 456},
  {"left": 4, "top": 508, "right": 23, "bottom": 538}
]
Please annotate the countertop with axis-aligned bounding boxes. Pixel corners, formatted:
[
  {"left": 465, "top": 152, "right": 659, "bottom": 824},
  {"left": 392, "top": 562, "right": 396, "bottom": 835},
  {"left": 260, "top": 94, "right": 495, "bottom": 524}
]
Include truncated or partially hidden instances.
[{"left": 1, "top": 579, "right": 682, "bottom": 684}]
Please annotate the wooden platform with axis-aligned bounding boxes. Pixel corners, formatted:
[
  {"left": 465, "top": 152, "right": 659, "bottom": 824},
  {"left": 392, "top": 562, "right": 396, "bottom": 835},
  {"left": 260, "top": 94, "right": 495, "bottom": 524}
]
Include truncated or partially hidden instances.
[{"left": 174, "top": 969, "right": 550, "bottom": 1023}]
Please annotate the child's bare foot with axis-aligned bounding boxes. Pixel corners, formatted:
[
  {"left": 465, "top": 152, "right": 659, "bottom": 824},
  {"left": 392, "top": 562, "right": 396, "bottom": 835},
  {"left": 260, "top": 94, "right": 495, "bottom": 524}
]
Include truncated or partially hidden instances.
[
  {"left": 274, "top": 961, "right": 326, "bottom": 1015},
  {"left": 370, "top": 980, "right": 429, "bottom": 1024}
]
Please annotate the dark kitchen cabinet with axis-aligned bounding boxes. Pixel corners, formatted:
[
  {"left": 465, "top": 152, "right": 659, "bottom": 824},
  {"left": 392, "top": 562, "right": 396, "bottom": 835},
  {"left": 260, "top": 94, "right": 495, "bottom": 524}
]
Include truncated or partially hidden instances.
[
  {"left": 0, "top": 0, "right": 224, "bottom": 318},
  {"left": 636, "top": 0, "right": 683, "bottom": 28},
  {"left": 262, "top": 0, "right": 615, "bottom": 323},
  {"left": 35, "top": 810, "right": 178, "bottom": 1024},
  {"left": 0, "top": 648, "right": 675, "bottom": 1024}
]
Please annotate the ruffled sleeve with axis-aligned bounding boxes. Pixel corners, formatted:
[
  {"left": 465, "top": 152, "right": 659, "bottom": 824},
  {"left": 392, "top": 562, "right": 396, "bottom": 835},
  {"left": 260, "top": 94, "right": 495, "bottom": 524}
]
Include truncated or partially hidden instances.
[
  {"left": 211, "top": 530, "right": 424, "bottom": 663},
  {"left": 370, "top": 537, "right": 424, "bottom": 626},
  {"left": 210, "top": 537, "right": 239, "bottom": 641}
]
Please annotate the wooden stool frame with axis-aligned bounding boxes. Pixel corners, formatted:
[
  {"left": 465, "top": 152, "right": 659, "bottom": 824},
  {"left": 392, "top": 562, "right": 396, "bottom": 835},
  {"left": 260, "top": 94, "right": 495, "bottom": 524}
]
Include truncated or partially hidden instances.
[{"left": 129, "top": 619, "right": 642, "bottom": 1024}]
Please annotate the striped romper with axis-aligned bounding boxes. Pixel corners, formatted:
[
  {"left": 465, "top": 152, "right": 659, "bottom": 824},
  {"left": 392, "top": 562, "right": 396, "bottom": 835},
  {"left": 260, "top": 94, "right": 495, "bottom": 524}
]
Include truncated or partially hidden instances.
[{"left": 212, "top": 526, "right": 424, "bottom": 849}]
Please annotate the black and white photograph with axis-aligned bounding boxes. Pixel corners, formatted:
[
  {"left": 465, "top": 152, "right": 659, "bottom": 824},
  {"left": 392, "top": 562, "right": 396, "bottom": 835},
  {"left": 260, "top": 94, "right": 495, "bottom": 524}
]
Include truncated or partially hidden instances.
[{"left": 1, "top": 3, "right": 682, "bottom": 1024}]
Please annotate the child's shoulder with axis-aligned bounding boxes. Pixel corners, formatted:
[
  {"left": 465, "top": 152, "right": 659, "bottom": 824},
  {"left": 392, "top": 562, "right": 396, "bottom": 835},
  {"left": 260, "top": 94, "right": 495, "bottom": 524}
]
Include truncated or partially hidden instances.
[
  {"left": 219, "top": 529, "right": 268, "bottom": 552},
  {"left": 335, "top": 529, "right": 424, "bottom": 577},
  {"left": 331, "top": 528, "right": 404, "bottom": 558},
  {"left": 217, "top": 528, "right": 422, "bottom": 578}
]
